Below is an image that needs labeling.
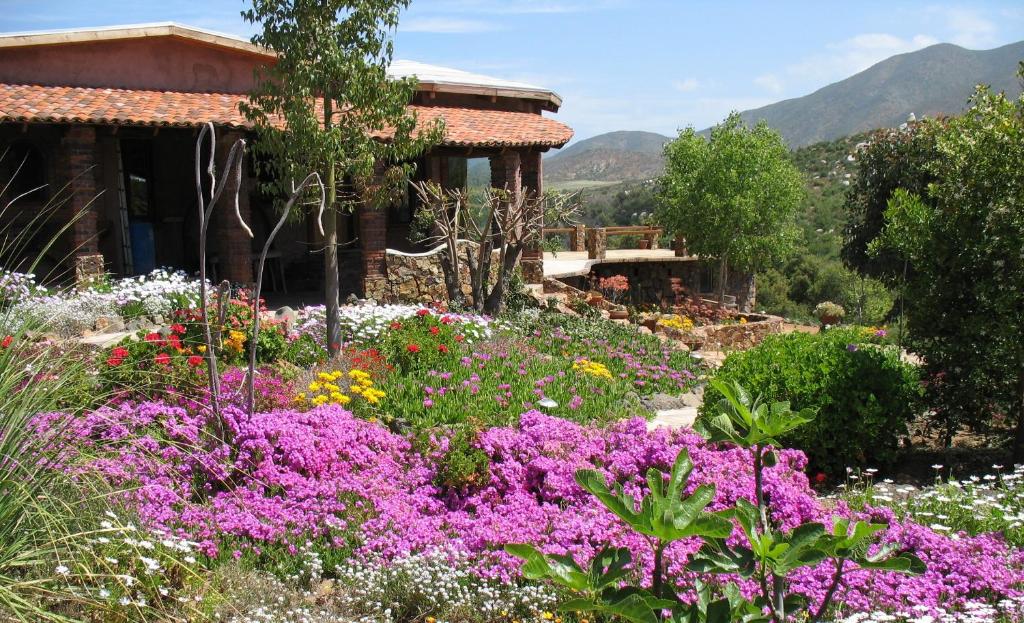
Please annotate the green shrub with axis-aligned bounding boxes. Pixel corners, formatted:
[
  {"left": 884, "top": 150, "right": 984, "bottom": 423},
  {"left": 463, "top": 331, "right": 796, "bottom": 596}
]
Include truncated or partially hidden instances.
[
  {"left": 282, "top": 333, "right": 328, "bottom": 368},
  {"left": 700, "top": 328, "right": 921, "bottom": 477},
  {"left": 431, "top": 428, "right": 491, "bottom": 492}
]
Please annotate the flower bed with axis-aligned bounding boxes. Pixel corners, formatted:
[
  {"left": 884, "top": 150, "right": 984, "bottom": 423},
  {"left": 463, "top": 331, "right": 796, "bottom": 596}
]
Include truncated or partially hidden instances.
[{"left": 38, "top": 403, "right": 1024, "bottom": 618}]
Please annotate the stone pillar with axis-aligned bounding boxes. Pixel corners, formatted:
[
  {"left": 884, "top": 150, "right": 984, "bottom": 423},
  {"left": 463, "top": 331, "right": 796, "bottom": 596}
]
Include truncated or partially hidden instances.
[
  {"left": 586, "top": 227, "right": 607, "bottom": 260},
  {"left": 60, "top": 125, "right": 104, "bottom": 283},
  {"left": 359, "top": 204, "right": 388, "bottom": 300},
  {"left": 570, "top": 224, "right": 586, "bottom": 252},
  {"left": 673, "top": 235, "right": 689, "bottom": 257},
  {"left": 736, "top": 272, "right": 756, "bottom": 313},
  {"left": 215, "top": 130, "right": 254, "bottom": 285},
  {"left": 520, "top": 150, "right": 543, "bottom": 284}
]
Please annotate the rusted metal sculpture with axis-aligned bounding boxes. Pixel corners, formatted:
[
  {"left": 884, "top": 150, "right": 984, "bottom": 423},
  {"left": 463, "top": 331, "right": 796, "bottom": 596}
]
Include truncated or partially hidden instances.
[{"left": 194, "top": 122, "right": 251, "bottom": 437}]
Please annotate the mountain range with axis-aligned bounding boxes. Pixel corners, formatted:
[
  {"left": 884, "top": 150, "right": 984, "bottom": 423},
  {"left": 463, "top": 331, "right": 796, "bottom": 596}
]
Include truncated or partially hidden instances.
[{"left": 543, "top": 40, "right": 1024, "bottom": 185}]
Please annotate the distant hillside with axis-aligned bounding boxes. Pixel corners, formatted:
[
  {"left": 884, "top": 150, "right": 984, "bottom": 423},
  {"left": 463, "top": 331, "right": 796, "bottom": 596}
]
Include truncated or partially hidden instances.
[
  {"left": 722, "top": 41, "right": 1024, "bottom": 147},
  {"left": 543, "top": 130, "right": 671, "bottom": 183}
]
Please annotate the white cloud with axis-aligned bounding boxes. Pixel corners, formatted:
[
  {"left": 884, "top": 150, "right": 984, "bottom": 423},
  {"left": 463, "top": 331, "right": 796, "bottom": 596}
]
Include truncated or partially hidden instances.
[
  {"left": 400, "top": 17, "right": 498, "bottom": 33},
  {"left": 927, "top": 6, "right": 998, "bottom": 48},
  {"left": 785, "top": 33, "right": 939, "bottom": 86},
  {"left": 753, "top": 73, "right": 784, "bottom": 94},
  {"left": 672, "top": 78, "right": 700, "bottom": 93}
]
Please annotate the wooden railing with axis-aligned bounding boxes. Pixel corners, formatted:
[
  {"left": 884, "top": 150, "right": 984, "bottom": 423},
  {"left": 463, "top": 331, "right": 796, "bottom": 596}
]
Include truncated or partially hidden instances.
[{"left": 543, "top": 225, "right": 665, "bottom": 259}]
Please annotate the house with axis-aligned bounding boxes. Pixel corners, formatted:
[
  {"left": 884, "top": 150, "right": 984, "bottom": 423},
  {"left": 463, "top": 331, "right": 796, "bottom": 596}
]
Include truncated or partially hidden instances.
[{"left": 0, "top": 23, "right": 572, "bottom": 298}]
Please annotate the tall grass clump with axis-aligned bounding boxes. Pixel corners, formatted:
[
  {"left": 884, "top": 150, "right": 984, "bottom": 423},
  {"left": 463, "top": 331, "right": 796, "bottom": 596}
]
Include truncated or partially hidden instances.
[{"left": 0, "top": 158, "right": 208, "bottom": 620}]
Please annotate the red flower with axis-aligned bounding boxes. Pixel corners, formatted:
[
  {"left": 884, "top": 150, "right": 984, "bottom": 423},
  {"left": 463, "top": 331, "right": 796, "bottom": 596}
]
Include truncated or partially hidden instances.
[
  {"left": 440, "top": 315, "right": 454, "bottom": 325},
  {"left": 416, "top": 308, "right": 430, "bottom": 317},
  {"left": 144, "top": 332, "right": 162, "bottom": 343},
  {"left": 0, "top": 335, "right": 12, "bottom": 349},
  {"left": 106, "top": 356, "right": 123, "bottom": 367},
  {"left": 187, "top": 355, "right": 204, "bottom": 367},
  {"left": 112, "top": 347, "right": 129, "bottom": 359},
  {"left": 170, "top": 323, "right": 187, "bottom": 334},
  {"left": 390, "top": 321, "right": 403, "bottom": 330},
  {"left": 814, "top": 472, "right": 827, "bottom": 484},
  {"left": 429, "top": 326, "right": 440, "bottom": 335},
  {"left": 438, "top": 344, "right": 449, "bottom": 354},
  {"left": 168, "top": 334, "right": 183, "bottom": 351},
  {"left": 454, "top": 334, "right": 465, "bottom": 343},
  {"left": 154, "top": 353, "right": 171, "bottom": 366},
  {"left": 406, "top": 344, "right": 420, "bottom": 353}
]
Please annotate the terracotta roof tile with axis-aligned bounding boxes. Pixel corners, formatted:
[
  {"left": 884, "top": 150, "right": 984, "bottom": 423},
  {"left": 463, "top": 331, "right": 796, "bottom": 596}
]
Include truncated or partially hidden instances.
[{"left": 0, "top": 83, "right": 573, "bottom": 148}]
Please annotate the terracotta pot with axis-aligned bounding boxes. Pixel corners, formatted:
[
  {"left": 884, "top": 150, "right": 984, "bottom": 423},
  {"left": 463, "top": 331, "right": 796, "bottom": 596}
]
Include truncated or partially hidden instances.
[
  {"left": 820, "top": 315, "right": 841, "bottom": 325},
  {"left": 587, "top": 294, "right": 604, "bottom": 307},
  {"left": 642, "top": 318, "right": 660, "bottom": 332},
  {"left": 609, "top": 309, "right": 629, "bottom": 320},
  {"left": 638, "top": 238, "right": 651, "bottom": 250}
]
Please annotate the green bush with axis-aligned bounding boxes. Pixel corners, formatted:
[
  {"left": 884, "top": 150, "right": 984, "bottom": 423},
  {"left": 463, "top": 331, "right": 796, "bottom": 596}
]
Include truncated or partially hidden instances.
[{"left": 700, "top": 328, "right": 921, "bottom": 477}]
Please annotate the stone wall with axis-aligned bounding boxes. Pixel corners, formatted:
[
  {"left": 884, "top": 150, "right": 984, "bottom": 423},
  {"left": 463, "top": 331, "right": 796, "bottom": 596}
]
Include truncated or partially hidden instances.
[
  {"left": 376, "top": 241, "right": 500, "bottom": 304},
  {"left": 585, "top": 259, "right": 756, "bottom": 311},
  {"left": 668, "top": 314, "right": 783, "bottom": 351}
]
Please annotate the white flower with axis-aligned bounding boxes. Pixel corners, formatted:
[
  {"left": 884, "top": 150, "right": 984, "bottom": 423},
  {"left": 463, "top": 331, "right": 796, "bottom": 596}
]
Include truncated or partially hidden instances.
[{"left": 55, "top": 564, "right": 70, "bottom": 576}]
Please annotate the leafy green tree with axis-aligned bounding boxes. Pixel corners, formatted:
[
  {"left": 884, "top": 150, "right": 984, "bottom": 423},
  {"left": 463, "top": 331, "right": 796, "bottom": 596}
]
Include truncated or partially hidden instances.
[
  {"left": 870, "top": 84, "right": 1024, "bottom": 456},
  {"left": 841, "top": 122, "right": 938, "bottom": 282},
  {"left": 656, "top": 112, "right": 804, "bottom": 308},
  {"left": 242, "top": 0, "right": 438, "bottom": 356}
]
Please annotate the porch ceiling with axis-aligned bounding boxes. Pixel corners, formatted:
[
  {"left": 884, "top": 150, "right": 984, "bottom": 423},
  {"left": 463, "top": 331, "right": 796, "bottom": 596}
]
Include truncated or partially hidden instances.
[{"left": 0, "top": 83, "right": 573, "bottom": 148}]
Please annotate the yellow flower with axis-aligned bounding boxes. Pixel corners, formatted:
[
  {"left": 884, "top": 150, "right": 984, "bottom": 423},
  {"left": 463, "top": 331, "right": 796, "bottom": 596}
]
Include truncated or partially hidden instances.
[
  {"left": 293, "top": 392, "right": 307, "bottom": 403},
  {"left": 739, "top": 317, "right": 748, "bottom": 324},
  {"left": 317, "top": 372, "right": 334, "bottom": 382},
  {"left": 572, "top": 358, "right": 613, "bottom": 379},
  {"left": 542, "top": 613, "right": 554, "bottom": 621},
  {"left": 351, "top": 385, "right": 364, "bottom": 395},
  {"left": 308, "top": 382, "right": 322, "bottom": 393},
  {"left": 323, "top": 383, "right": 340, "bottom": 393},
  {"left": 197, "top": 345, "right": 207, "bottom": 353},
  {"left": 657, "top": 314, "right": 694, "bottom": 331},
  {"left": 311, "top": 395, "right": 328, "bottom": 406},
  {"left": 426, "top": 618, "right": 436, "bottom": 623}
]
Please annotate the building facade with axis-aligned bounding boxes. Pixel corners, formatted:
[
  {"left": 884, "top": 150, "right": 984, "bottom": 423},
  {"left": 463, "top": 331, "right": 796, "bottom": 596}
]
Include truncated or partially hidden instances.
[{"left": 0, "top": 23, "right": 572, "bottom": 297}]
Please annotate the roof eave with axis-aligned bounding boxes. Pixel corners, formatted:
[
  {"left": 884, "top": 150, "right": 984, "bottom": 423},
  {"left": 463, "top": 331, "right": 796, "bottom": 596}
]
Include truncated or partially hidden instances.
[
  {"left": 0, "top": 23, "right": 274, "bottom": 59},
  {"left": 417, "top": 81, "right": 562, "bottom": 110}
]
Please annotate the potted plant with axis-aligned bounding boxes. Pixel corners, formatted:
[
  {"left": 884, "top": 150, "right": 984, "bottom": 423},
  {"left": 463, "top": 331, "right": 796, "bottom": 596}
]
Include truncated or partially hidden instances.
[{"left": 814, "top": 301, "right": 846, "bottom": 326}]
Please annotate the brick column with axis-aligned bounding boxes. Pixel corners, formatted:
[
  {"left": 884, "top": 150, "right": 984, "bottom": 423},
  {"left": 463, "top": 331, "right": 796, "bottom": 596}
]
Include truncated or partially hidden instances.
[
  {"left": 488, "top": 150, "right": 522, "bottom": 197},
  {"left": 519, "top": 150, "right": 543, "bottom": 284},
  {"left": 60, "top": 126, "right": 104, "bottom": 284},
  {"left": 359, "top": 204, "right": 388, "bottom": 300},
  {"left": 215, "top": 130, "right": 254, "bottom": 285}
]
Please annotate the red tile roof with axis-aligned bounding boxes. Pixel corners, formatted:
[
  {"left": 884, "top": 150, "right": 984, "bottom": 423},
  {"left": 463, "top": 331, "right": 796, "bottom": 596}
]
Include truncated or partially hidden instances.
[{"left": 0, "top": 83, "right": 572, "bottom": 148}]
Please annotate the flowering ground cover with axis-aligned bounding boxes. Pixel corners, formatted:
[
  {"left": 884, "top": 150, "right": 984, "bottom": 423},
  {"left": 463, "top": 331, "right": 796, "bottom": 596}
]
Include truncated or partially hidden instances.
[{"left": 38, "top": 403, "right": 1024, "bottom": 621}]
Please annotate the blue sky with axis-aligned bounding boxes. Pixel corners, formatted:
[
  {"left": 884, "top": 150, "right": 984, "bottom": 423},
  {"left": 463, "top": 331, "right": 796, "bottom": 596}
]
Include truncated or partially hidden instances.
[{"left": 2, "top": 1, "right": 1022, "bottom": 142}]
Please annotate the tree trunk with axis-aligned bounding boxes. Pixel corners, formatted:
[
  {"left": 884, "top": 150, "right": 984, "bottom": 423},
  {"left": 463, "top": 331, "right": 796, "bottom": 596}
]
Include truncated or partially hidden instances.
[
  {"left": 323, "top": 97, "right": 341, "bottom": 357},
  {"left": 440, "top": 246, "right": 465, "bottom": 308},
  {"left": 717, "top": 256, "right": 729, "bottom": 310},
  {"left": 484, "top": 242, "right": 523, "bottom": 315}
]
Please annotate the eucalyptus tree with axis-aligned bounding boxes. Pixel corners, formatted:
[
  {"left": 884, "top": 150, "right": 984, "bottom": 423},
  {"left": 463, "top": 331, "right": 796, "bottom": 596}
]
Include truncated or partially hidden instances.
[{"left": 242, "top": 0, "right": 439, "bottom": 355}]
